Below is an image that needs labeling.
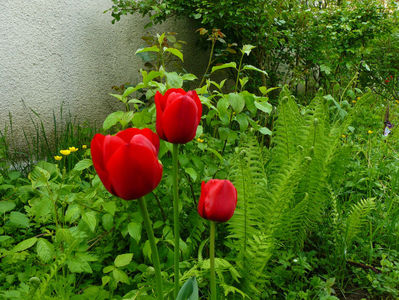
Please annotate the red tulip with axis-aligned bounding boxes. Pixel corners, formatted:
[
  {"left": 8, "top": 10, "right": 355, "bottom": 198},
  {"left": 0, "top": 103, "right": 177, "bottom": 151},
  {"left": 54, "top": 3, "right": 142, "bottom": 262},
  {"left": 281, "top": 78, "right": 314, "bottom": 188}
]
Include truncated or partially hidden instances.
[
  {"left": 155, "top": 88, "right": 202, "bottom": 144},
  {"left": 197, "top": 179, "right": 237, "bottom": 222},
  {"left": 90, "top": 128, "right": 162, "bottom": 200}
]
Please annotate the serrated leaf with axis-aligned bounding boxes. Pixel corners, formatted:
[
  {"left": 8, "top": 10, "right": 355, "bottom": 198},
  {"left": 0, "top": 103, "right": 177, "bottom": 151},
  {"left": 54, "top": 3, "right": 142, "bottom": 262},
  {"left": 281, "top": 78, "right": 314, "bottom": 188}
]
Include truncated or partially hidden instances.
[
  {"left": 128, "top": 222, "right": 142, "bottom": 243},
  {"left": 36, "top": 238, "right": 54, "bottom": 263},
  {"left": 135, "top": 46, "right": 159, "bottom": 55},
  {"left": 9, "top": 211, "right": 29, "bottom": 228},
  {"left": 164, "top": 47, "right": 184, "bottom": 62},
  {"left": 242, "top": 64, "right": 268, "bottom": 76},
  {"left": 13, "top": 237, "right": 37, "bottom": 252},
  {"left": 82, "top": 211, "right": 97, "bottom": 232},
  {"left": 211, "top": 62, "right": 237, "bottom": 73},
  {"left": 0, "top": 201, "right": 16, "bottom": 214},
  {"left": 114, "top": 253, "right": 133, "bottom": 267},
  {"left": 65, "top": 204, "right": 80, "bottom": 223},
  {"left": 73, "top": 159, "right": 93, "bottom": 171},
  {"left": 176, "top": 277, "right": 199, "bottom": 300},
  {"left": 28, "top": 166, "right": 50, "bottom": 188}
]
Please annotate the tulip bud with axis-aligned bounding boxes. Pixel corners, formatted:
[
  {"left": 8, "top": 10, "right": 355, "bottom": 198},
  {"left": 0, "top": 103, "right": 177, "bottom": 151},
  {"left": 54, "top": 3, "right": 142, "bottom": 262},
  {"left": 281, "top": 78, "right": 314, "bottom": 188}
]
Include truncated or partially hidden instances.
[
  {"left": 155, "top": 88, "right": 202, "bottom": 144},
  {"left": 197, "top": 179, "right": 237, "bottom": 222}
]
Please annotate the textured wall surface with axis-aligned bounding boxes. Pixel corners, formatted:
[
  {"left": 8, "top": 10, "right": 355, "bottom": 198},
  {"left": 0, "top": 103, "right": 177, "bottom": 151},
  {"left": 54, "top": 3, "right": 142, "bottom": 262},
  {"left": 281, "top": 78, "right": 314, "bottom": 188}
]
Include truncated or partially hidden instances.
[{"left": 0, "top": 0, "right": 205, "bottom": 144}]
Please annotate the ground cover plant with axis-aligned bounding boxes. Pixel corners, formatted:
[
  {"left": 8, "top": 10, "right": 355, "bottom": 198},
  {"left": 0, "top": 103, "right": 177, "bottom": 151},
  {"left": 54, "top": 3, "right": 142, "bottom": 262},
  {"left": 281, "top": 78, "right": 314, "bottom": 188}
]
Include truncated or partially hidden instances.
[{"left": 1, "top": 2, "right": 399, "bottom": 299}]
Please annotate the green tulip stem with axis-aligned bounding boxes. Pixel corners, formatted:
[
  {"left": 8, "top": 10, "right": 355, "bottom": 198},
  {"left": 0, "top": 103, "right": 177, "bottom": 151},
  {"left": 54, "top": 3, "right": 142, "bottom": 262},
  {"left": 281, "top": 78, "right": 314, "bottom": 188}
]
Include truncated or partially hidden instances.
[
  {"left": 210, "top": 221, "right": 216, "bottom": 300},
  {"left": 138, "top": 197, "right": 163, "bottom": 300},
  {"left": 172, "top": 143, "right": 180, "bottom": 298}
]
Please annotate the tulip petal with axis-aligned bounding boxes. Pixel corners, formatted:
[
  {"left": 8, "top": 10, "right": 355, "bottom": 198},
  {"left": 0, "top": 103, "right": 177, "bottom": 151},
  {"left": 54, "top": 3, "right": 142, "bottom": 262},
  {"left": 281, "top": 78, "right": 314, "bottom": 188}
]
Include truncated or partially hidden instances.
[
  {"left": 197, "top": 181, "right": 207, "bottom": 218},
  {"left": 155, "top": 92, "right": 167, "bottom": 140},
  {"left": 162, "top": 95, "right": 199, "bottom": 144},
  {"left": 117, "top": 128, "right": 160, "bottom": 155},
  {"left": 106, "top": 142, "right": 163, "bottom": 200},
  {"left": 186, "top": 90, "right": 202, "bottom": 125}
]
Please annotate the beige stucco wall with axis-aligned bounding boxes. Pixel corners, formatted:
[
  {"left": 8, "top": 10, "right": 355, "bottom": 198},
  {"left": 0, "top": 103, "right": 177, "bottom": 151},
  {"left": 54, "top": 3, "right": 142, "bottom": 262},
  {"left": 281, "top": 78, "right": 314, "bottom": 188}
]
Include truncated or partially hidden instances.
[{"left": 0, "top": 0, "right": 205, "bottom": 145}]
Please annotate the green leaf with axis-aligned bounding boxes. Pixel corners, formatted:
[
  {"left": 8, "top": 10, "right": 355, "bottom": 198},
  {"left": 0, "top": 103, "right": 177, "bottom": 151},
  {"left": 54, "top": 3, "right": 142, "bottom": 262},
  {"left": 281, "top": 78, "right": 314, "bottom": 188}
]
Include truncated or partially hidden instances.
[
  {"left": 182, "top": 74, "right": 198, "bottom": 81},
  {"left": 82, "top": 211, "right": 97, "bottom": 232},
  {"left": 135, "top": 46, "right": 160, "bottom": 55},
  {"left": 103, "top": 111, "right": 124, "bottom": 130},
  {"left": 165, "top": 72, "right": 183, "bottom": 88},
  {"left": 164, "top": 47, "right": 184, "bottom": 62},
  {"left": 73, "top": 159, "right": 93, "bottom": 171},
  {"left": 12, "top": 237, "right": 37, "bottom": 252},
  {"left": 36, "top": 238, "right": 54, "bottom": 263},
  {"left": 241, "top": 44, "right": 256, "bottom": 56},
  {"left": 109, "top": 93, "right": 125, "bottom": 103},
  {"left": 128, "top": 222, "right": 142, "bottom": 243},
  {"left": 235, "top": 114, "right": 249, "bottom": 131},
  {"left": 9, "top": 211, "right": 29, "bottom": 228},
  {"left": 227, "top": 93, "right": 245, "bottom": 114},
  {"left": 242, "top": 64, "right": 268, "bottom": 76},
  {"left": 65, "top": 204, "right": 80, "bottom": 223},
  {"left": 184, "top": 168, "right": 198, "bottom": 182},
  {"left": 0, "top": 201, "right": 16, "bottom": 214},
  {"left": 103, "top": 265, "right": 114, "bottom": 274},
  {"left": 114, "top": 253, "right": 133, "bottom": 268},
  {"left": 102, "top": 214, "right": 113, "bottom": 231},
  {"left": 176, "top": 277, "right": 199, "bottom": 300},
  {"left": 259, "top": 127, "right": 272, "bottom": 135},
  {"left": 157, "top": 32, "right": 166, "bottom": 46},
  {"left": 211, "top": 62, "right": 237, "bottom": 73},
  {"left": 28, "top": 166, "right": 50, "bottom": 188},
  {"left": 112, "top": 268, "right": 129, "bottom": 284},
  {"left": 254, "top": 100, "right": 272, "bottom": 114},
  {"left": 320, "top": 64, "right": 331, "bottom": 75},
  {"left": 123, "top": 83, "right": 145, "bottom": 97},
  {"left": 103, "top": 201, "right": 117, "bottom": 216}
]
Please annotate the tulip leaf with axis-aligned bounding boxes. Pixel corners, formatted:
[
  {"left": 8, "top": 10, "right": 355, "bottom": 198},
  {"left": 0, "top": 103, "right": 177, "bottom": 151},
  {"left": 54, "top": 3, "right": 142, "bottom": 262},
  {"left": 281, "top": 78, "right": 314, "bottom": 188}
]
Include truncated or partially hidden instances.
[
  {"left": 211, "top": 62, "right": 237, "bottom": 73},
  {"left": 128, "top": 222, "right": 142, "bottom": 243},
  {"left": 114, "top": 253, "right": 133, "bottom": 268},
  {"left": 227, "top": 93, "right": 245, "bottom": 114},
  {"left": 176, "top": 277, "right": 199, "bottom": 300}
]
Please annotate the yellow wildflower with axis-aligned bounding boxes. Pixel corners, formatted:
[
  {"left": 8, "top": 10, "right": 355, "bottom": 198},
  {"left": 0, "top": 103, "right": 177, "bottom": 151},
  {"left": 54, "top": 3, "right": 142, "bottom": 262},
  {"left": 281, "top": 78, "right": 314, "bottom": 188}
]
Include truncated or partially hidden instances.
[
  {"left": 60, "top": 149, "right": 71, "bottom": 155},
  {"left": 357, "top": 97, "right": 360, "bottom": 100},
  {"left": 368, "top": 130, "right": 373, "bottom": 134},
  {"left": 197, "top": 138, "right": 204, "bottom": 143},
  {"left": 82, "top": 145, "right": 87, "bottom": 149},
  {"left": 396, "top": 100, "right": 399, "bottom": 104},
  {"left": 341, "top": 134, "right": 346, "bottom": 138},
  {"left": 69, "top": 147, "right": 78, "bottom": 152},
  {"left": 54, "top": 156, "right": 62, "bottom": 161},
  {"left": 352, "top": 100, "right": 357, "bottom": 104}
]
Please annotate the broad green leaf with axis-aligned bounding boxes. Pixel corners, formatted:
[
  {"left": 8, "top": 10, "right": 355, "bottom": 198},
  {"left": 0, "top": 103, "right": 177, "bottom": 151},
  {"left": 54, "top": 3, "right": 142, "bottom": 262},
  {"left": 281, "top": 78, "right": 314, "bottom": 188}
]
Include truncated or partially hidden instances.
[
  {"left": 254, "top": 101, "right": 272, "bottom": 114},
  {"left": 0, "top": 201, "right": 16, "bottom": 214},
  {"left": 164, "top": 47, "right": 184, "bottom": 62},
  {"left": 36, "top": 238, "right": 54, "bottom": 263},
  {"left": 142, "top": 71, "right": 161, "bottom": 85},
  {"left": 211, "top": 62, "right": 237, "bottom": 73},
  {"left": 241, "top": 44, "right": 256, "bottom": 56},
  {"left": 9, "top": 211, "right": 29, "bottom": 228},
  {"left": 65, "top": 204, "right": 80, "bottom": 223},
  {"left": 103, "top": 201, "right": 117, "bottom": 216},
  {"left": 102, "top": 214, "right": 113, "bottom": 231},
  {"left": 103, "top": 265, "right": 114, "bottom": 273},
  {"left": 0, "top": 236, "right": 11, "bottom": 243},
  {"left": 259, "top": 127, "right": 272, "bottom": 135},
  {"left": 102, "top": 275, "right": 111, "bottom": 286},
  {"left": 122, "top": 83, "right": 145, "bottom": 97},
  {"left": 184, "top": 168, "right": 198, "bottom": 182},
  {"left": 103, "top": 111, "right": 124, "bottom": 130},
  {"left": 259, "top": 86, "right": 280, "bottom": 95},
  {"left": 176, "top": 277, "right": 199, "bottom": 300},
  {"left": 67, "top": 256, "right": 92, "bottom": 273},
  {"left": 82, "top": 211, "right": 97, "bottom": 232},
  {"left": 109, "top": 93, "right": 125, "bottom": 103},
  {"left": 235, "top": 114, "right": 249, "bottom": 131},
  {"left": 157, "top": 32, "right": 166, "bottom": 45},
  {"left": 242, "top": 64, "right": 268, "bottom": 76},
  {"left": 114, "top": 253, "right": 133, "bottom": 268},
  {"left": 28, "top": 166, "right": 50, "bottom": 188},
  {"left": 182, "top": 74, "right": 198, "bottom": 81},
  {"left": 112, "top": 268, "right": 129, "bottom": 284},
  {"left": 128, "top": 99, "right": 144, "bottom": 105},
  {"left": 135, "top": 46, "right": 159, "bottom": 55},
  {"left": 165, "top": 72, "right": 183, "bottom": 88},
  {"left": 320, "top": 64, "right": 331, "bottom": 75},
  {"left": 73, "top": 159, "right": 93, "bottom": 171},
  {"left": 227, "top": 93, "right": 245, "bottom": 114},
  {"left": 13, "top": 237, "right": 37, "bottom": 252},
  {"left": 128, "top": 222, "right": 142, "bottom": 243}
]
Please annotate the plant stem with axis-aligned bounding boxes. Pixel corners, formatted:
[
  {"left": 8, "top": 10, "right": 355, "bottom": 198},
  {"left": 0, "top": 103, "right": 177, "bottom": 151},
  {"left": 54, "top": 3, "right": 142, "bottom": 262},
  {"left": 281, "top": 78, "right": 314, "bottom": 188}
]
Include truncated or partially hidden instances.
[
  {"left": 199, "top": 39, "right": 216, "bottom": 88},
  {"left": 210, "top": 221, "right": 216, "bottom": 300},
  {"left": 235, "top": 53, "right": 244, "bottom": 92},
  {"left": 172, "top": 143, "right": 180, "bottom": 298},
  {"left": 138, "top": 197, "right": 163, "bottom": 300}
]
